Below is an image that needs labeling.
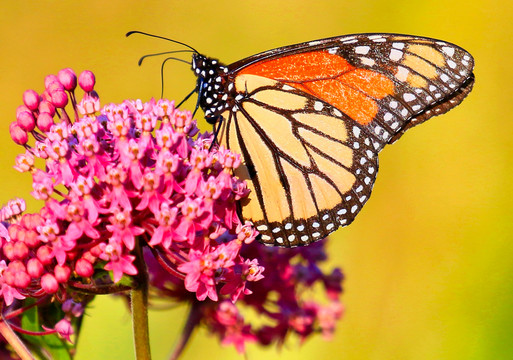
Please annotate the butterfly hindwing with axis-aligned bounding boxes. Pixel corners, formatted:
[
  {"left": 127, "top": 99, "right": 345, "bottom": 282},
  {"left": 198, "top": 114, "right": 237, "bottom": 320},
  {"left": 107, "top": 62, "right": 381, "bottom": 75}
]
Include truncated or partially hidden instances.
[{"left": 218, "top": 77, "right": 379, "bottom": 246}]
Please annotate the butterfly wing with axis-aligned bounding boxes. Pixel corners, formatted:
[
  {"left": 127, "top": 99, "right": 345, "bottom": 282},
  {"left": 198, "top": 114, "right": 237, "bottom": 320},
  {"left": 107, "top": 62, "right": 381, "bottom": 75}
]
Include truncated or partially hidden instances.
[
  {"left": 217, "top": 80, "right": 378, "bottom": 246},
  {"left": 216, "top": 34, "right": 474, "bottom": 246}
]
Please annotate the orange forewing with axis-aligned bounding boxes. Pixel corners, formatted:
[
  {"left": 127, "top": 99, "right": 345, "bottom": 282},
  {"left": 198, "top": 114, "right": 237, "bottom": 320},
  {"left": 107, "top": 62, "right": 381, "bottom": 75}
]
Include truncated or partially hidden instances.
[
  {"left": 239, "top": 51, "right": 353, "bottom": 81},
  {"left": 239, "top": 51, "right": 395, "bottom": 125}
]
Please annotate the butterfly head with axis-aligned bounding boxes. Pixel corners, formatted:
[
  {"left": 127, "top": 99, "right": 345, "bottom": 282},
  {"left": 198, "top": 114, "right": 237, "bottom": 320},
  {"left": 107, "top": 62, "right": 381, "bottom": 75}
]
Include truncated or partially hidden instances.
[{"left": 192, "top": 53, "right": 232, "bottom": 124}]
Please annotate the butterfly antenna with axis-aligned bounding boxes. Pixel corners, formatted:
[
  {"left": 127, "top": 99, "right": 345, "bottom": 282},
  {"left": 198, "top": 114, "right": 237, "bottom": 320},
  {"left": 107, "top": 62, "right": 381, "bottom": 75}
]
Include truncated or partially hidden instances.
[
  {"left": 160, "top": 56, "right": 192, "bottom": 99},
  {"left": 138, "top": 50, "right": 194, "bottom": 66},
  {"left": 126, "top": 30, "right": 199, "bottom": 54}
]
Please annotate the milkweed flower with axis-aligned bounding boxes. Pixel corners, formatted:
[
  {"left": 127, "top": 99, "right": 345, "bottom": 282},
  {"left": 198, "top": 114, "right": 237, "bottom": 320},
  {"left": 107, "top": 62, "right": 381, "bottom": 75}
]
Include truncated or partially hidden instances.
[{"left": 0, "top": 68, "right": 344, "bottom": 359}]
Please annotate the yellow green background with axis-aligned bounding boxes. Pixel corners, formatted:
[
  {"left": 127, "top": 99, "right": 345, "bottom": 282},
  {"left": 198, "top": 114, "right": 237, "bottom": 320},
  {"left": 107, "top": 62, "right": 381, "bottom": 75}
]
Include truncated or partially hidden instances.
[{"left": 0, "top": 1, "right": 511, "bottom": 359}]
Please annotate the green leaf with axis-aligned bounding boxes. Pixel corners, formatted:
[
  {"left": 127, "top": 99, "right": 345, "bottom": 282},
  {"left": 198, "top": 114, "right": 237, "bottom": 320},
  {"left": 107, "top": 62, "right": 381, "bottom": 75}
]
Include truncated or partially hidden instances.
[{"left": 20, "top": 300, "right": 74, "bottom": 360}]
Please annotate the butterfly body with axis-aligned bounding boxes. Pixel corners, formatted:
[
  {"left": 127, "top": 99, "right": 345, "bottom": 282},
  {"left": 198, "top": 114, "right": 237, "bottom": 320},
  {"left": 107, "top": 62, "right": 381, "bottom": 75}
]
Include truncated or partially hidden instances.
[{"left": 191, "top": 33, "right": 475, "bottom": 247}]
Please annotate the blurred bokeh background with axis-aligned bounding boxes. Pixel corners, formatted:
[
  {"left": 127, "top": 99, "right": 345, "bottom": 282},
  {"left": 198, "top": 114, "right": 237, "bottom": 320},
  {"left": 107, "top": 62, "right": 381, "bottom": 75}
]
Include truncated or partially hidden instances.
[{"left": 0, "top": 1, "right": 511, "bottom": 359}]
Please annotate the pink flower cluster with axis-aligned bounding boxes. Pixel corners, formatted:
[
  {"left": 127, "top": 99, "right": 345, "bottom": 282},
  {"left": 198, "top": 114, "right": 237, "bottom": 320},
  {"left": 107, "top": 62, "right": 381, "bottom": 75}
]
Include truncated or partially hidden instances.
[
  {"left": 0, "top": 68, "right": 344, "bottom": 355},
  {"left": 147, "top": 239, "right": 343, "bottom": 353},
  {"left": 2, "top": 68, "right": 261, "bottom": 322}
]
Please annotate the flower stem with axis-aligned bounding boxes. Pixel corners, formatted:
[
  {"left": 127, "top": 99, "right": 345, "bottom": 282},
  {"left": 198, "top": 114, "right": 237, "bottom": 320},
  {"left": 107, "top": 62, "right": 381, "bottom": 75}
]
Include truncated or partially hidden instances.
[
  {"left": 132, "top": 241, "right": 152, "bottom": 360},
  {"left": 0, "top": 316, "right": 35, "bottom": 360},
  {"left": 169, "top": 301, "right": 201, "bottom": 360}
]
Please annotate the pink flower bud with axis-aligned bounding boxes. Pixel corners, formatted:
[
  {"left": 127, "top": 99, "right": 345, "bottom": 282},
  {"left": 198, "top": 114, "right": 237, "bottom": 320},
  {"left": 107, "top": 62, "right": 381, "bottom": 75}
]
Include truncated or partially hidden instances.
[
  {"left": 8, "top": 224, "right": 22, "bottom": 241},
  {"left": 41, "top": 273, "right": 59, "bottom": 294},
  {"left": 2, "top": 242, "right": 15, "bottom": 260},
  {"left": 21, "top": 213, "right": 44, "bottom": 230},
  {"left": 54, "top": 264, "right": 71, "bottom": 283},
  {"left": 24, "top": 230, "right": 40, "bottom": 248},
  {"left": 37, "top": 245, "right": 54, "bottom": 265},
  {"left": 23, "top": 89, "right": 41, "bottom": 111},
  {"left": 37, "top": 112, "right": 54, "bottom": 132},
  {"left": 75, "top": 258, "right": 94, "bottom": 277},
  {"left": 44, "top": 74, "right": 60, "bottom": 89},
  {"left": 82, "top": 251, "right": 97, "bottom": 264},
  {"left": 39, "top": 100, "right": 55, "bottom": 116},
  {"left": 3, "top": 271, "right": 14, "bottom": 286},
  {"left": 13, "top": 241, "right": 29, "bottom": 260},
  {"left": 13, "top": 270, "right": 31, "bottom": 288},
  {"left": 78, "top": 70, "right": 95, "bottom": 92},
  {"left": 58, "top": 68, "right": 77, "bottom": 91},
  {"left": 9, "top": 260, "right": 26, "bottom": 273},
  {"left": 9, "top": 122, "right": 28, "bottom": 145},
  {"left": 27, "top": 258, "right": 44, "bottom": 278},
  {"left": 16, "top": 105, "right": 35, "bottom": 132},
  {"left": 90, "top": 244, "right": 102, "bottom": 257},
  {"left": 54, "top": 319, "right": 73, "bottom": 342},
  {"left": 49, "top": 89, "right": 68, "bottom": 108}
]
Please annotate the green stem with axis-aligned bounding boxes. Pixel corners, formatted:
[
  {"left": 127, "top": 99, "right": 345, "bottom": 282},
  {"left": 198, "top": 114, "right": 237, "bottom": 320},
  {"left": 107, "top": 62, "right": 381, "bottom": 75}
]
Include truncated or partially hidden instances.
[
  {"left": 131, "top": 241, "right": 151, "bottom": 360},
  {"left": 169, "top": 301, "right": 201, "bottom": 360},
  {"left": 0, "top": 316, "right": 35, "bottom": 360}
]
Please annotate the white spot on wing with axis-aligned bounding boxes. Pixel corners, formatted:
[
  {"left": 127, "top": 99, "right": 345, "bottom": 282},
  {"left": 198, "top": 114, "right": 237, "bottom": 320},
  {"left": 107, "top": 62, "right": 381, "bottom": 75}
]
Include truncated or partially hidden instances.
[
  {"left": 442, "top": 46, "right": 455, "bottom": 57},
  {"left": 403, "top": 93, "right": 416, "bottom": 102},
  {"left": 390, "top": 49, "right": 403, "bottom": 61},
  {"left": 396, "top": 66, "right": 409, "bottom": 81},
  {"left": 355, "top": 46, "right": 370, "bottom": 55},
  {"left": 360, "top": 57, "right": 375, "bottom": 66},
  {"left": 314, "top": 102, "right": 324, "bottom": 111}
]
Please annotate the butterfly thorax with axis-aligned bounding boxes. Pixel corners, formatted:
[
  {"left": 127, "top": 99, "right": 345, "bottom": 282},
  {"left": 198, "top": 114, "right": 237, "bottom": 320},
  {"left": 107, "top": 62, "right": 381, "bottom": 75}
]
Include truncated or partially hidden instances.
[{"left": 192, "top": 53, "right": 235, "bottom": 124}]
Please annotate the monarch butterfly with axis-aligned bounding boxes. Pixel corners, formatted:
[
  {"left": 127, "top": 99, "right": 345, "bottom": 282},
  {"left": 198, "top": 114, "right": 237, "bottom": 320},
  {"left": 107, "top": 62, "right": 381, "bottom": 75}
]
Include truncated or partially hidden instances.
[{"left": 129, "top": 32, "right": 475, "bottom": 247}]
